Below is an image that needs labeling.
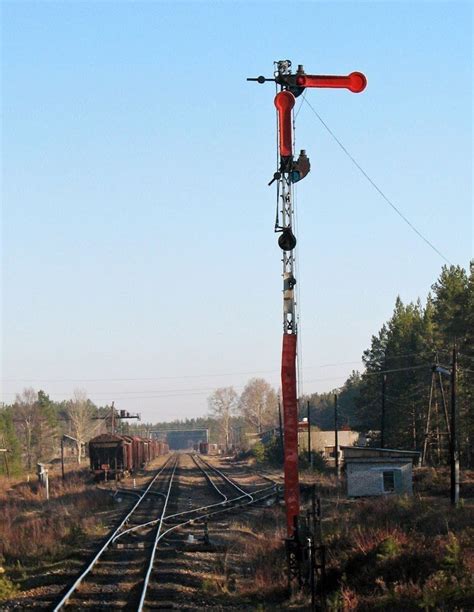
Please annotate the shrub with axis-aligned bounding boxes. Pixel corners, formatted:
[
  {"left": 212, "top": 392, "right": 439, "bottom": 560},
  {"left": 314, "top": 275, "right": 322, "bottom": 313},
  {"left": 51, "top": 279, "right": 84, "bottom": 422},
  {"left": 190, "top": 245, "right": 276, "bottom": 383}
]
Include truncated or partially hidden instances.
[
  {"left": 298, "top": 450, "right": 327, "bottom": 472},
  {"left": 264, "top": 436, "right": 283, "bottom": 467},
  {"left": 376, "top": 536, "right": 401, "bottom": 561},
  {"left": 0, "top": 575, "right": 18, "bottom": 601},
  {"left": 63, "top": 524, "right": 86, "bottom": 546},
  {"left": 251, "top": 442, "right": 266, "bottom": 464}
]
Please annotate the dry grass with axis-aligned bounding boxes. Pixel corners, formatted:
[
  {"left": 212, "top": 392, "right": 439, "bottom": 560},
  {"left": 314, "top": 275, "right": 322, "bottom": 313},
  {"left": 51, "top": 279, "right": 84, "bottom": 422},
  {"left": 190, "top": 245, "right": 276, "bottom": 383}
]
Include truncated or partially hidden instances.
[
  {"left": 322, "top": 491, "right": 474, "bottom": 610},
  {"left": 0, "top": 469, "right": 113, "bottom": 564},
  {"left": 231, "top": 466, "right": 474, "bottom": 610},
  {"left": 202, "top": 509, "right": 288, "bottom": 605}
]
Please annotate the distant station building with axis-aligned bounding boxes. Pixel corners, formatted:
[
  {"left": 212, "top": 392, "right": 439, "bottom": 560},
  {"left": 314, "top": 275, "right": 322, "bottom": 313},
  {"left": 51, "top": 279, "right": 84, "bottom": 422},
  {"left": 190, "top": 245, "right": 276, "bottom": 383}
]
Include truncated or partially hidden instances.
[{"left": 342, "top": 446, "right": 421, "bottom": 497}]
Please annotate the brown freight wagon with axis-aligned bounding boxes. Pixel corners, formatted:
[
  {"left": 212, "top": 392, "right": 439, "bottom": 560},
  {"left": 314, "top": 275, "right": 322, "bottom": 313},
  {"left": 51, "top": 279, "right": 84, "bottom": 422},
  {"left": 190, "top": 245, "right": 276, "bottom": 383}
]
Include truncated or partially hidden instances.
[{"left": 89, "top": 434, "right": 133, "bottom": 481}]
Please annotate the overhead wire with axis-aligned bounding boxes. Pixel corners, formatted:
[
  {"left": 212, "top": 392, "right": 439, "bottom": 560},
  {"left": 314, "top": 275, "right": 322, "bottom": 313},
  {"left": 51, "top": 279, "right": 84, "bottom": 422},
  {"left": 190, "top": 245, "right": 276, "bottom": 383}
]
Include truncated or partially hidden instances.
[
  {"left": 2, "top": 351, "right": 445, "bottom": 384},
  {"left": 364, "top": 364, "right": 431, "bottom": 376},
  {"left": 301, "top": 97, "right": 453, "bottom": 266}
]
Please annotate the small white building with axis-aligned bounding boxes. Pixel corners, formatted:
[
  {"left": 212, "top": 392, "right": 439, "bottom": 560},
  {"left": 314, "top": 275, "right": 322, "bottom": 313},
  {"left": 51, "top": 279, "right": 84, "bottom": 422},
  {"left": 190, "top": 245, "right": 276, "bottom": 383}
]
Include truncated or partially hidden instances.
[{"left": 342, "top": 446, "right": 420, "bottom": 497}]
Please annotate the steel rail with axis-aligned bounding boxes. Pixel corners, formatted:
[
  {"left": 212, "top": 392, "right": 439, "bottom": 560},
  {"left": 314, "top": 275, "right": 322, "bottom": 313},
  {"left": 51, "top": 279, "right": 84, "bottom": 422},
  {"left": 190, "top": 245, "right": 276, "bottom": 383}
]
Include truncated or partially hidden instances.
[
  {"left": 108, "top": 487, "right": 167, "bottom": 498},
  {"left": 138, "top": 460, "right": 278, "bottom": 610},
  {"left": 114, "top": 486, "right": 253, "bottom": 540},
  {"left": 195, "top": 454, "right": 253, "bottom": 500},
  {"left": 53, "top": 455, "right": 175, "bottom": 612},
  {"left": 137, "top": 454, "right": 179, "bottom": 612},
  {"left": 190, "top": 453, "right": 228, "bottom": 500},
  {"left": 113, "top": 452, "right": 232, "bottom": 542},
  {"left": 153, "top": 484, "right": 278, "bottom": 549}
]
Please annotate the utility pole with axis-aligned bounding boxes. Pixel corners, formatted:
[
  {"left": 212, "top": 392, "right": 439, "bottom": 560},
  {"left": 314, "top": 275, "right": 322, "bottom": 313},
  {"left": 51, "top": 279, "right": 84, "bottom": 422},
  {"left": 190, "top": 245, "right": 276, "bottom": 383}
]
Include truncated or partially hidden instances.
[
  {"left": 0, "top": 449, "right": 10, "bottom": 478},
  {"left": 93, "top": 401, "right": 140, "bottom": 435},
  {"left": 111, "top": 401, "right": 116, "bottom": 434},
  {"left": 381, "top": 374, "right": 387, "bottom": 448},
  {"left": 61, "top": 437, "right": 65, "bottom": 480},
  {"left": 61, "top": 434, "right": 80, "bottom": 480},
  {"left": 334, "top": 394, "right": 340, "bottom": 479},
  {"left": 248, "top": 60, "right": 366, "bottom": 537},
  {"left": 307, "top": 400, "right": 312, "bottom": 468},
  {"left": 432, "top": 347, "right": 460, "bottom": 506},
  {"left": 451, "top": 343, "right": 459, "bottom": 506}
]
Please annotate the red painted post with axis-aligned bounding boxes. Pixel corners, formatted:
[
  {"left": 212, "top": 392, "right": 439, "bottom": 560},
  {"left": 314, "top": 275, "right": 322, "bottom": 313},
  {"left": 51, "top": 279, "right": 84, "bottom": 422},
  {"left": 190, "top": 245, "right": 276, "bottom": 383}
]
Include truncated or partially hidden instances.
[{"left": 281, "top": 333, "right": 299, "bottom": 536}]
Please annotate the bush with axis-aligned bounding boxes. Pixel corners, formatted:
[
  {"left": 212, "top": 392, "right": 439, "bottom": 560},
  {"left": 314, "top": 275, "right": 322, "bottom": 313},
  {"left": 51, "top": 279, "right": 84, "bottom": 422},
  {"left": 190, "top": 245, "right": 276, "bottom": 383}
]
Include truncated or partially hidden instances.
[
  {"left": 298, "top": 450, "right": 327, "bottom": 472},
  {"left": 0, "top": 575, "right": 18, "bottom": 601},
  {"left": 264, "top": 436, "right": 283, "bottom": 467},
  {"left": 63, "top": 524, "right": 86, "bottom": 546},
  {"left": 249, "top": 437, "right": 285, "bottom": 467},
  {"left": 376, "top": 536, "right": 401, "bottom": 561},
  {"left": 251, "top": 442, "right": 266, "bottom": 464}
]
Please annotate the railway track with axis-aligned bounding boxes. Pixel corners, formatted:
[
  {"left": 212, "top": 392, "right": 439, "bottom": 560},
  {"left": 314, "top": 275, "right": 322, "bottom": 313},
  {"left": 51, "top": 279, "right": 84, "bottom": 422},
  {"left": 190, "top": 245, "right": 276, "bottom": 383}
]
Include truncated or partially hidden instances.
[{"left": 52, "top": 453, "right": 280, "bottom": 610}]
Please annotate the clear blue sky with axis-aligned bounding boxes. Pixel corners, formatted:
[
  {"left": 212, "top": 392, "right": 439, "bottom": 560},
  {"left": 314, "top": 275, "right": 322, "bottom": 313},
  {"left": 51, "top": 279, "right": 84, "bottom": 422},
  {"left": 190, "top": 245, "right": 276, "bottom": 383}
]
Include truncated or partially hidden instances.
[{"left": 1, "top": 1, "right": 472, "bottom": 422}]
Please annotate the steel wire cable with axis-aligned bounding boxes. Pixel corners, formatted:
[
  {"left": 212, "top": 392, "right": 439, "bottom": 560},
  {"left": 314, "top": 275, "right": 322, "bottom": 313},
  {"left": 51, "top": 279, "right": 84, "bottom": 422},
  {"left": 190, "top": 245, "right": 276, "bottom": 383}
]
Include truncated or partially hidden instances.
[{"left": 301, "top": 97, "right": 453, "bottom": 266}]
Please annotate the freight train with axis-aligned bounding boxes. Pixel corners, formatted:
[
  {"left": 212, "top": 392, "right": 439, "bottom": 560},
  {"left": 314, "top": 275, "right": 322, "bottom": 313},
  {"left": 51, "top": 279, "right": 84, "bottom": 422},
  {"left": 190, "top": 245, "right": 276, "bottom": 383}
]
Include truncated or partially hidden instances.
[{"left": 88, "top": 434, "right": 169, "bottom": 480}]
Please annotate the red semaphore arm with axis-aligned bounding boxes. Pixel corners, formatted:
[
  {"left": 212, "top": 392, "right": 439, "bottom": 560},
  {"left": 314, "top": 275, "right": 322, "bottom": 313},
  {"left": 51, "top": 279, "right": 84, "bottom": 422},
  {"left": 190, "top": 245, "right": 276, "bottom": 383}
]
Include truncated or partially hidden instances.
[{"left": 296, "top": 71, "right": 367, "bottom": 93}]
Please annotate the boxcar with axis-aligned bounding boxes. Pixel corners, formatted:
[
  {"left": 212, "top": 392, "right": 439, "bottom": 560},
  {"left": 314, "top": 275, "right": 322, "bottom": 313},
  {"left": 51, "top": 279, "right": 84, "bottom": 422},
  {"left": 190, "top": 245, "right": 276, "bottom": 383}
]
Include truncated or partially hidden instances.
[{"left": 89, "top": 434, "right": 132, "bottom": 480}]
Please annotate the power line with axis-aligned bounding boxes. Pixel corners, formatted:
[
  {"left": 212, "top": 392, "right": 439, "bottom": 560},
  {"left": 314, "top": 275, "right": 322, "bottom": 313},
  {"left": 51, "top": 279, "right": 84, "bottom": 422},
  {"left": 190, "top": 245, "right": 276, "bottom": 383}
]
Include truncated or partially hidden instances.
[
  {"left": 0, "top": 374, "right": 353, "bottom": 401},
  {"left": 364, "top": 364, "right": 429, "bottom": 376},
  {"left": 3, "top": 352, "right": 439, "bottom": 384},
  {"left": 301, "top": 98, "right": 452, "bottom": 265},
  {"left": 0, "top": 361, "right": 364, "bottom": 384}
]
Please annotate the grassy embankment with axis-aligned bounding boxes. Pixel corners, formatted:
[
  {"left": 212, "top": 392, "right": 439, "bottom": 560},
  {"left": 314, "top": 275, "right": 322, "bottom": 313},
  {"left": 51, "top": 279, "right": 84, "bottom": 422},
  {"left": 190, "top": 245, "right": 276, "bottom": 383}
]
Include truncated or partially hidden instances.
[
  {"left": 0, "top": 467, "right": 115, "bottom": 601},
  {"left": 199, "top": 462, "right": 474, "bottom": 611}
]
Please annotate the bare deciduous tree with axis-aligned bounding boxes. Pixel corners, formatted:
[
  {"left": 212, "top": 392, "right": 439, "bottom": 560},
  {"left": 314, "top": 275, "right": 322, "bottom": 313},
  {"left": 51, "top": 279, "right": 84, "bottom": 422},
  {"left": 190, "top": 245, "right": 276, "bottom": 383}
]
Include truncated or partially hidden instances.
[
  {"left": 208, "top": 387, "right": 238, "bottom": 450},
  {"left": 238, "top": 378, "right": 278, "bottom": 434},
  {"left": 13, "top": 388, "right": 38, "bottom": 470},
  {"left": 67, "top": 389, "right": 100, "bottom": 463},
  {"left": 12, "top": 388, "right": 58, "bottom": 469}
]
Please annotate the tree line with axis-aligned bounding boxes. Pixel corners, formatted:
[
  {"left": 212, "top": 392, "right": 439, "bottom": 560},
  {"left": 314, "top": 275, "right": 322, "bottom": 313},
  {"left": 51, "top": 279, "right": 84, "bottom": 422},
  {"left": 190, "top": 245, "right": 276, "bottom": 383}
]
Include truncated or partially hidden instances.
[
  {"left": 301, "top": 263, "right": 473, "bottom": 466},
  {"left": 2, "top": 262, "right": 471, "bottom": 473},
  {"left": 137, "top": 378, "right": 281, "bottom": 451},
  {"left": 0, "top": 389, "right": 110, "bottom": 475}
]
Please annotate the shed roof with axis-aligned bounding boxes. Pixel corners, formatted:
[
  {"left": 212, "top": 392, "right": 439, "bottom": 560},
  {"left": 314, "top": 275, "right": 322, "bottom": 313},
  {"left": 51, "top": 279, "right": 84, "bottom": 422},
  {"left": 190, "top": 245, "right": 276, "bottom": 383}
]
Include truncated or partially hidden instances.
[{"left": 341, "top": 446, "right": 420, "bottom": 462}]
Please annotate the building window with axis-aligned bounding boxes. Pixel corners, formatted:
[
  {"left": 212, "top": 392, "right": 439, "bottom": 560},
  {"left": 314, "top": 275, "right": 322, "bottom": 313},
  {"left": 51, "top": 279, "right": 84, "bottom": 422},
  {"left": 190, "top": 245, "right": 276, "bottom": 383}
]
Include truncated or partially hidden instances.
[{"left": 383, "top": 471, "right": 395, "bottom": 492}]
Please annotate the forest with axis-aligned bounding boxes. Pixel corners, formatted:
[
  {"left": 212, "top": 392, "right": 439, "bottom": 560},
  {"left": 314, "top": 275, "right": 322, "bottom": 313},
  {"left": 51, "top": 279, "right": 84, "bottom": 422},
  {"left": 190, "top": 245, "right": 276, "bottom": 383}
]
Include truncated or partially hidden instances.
[
  {"left": 1, "top": 262, "right": 472, "bottom": 474},
  {"left": 302, "top": 262, "right": 473, "bottom": 466}
]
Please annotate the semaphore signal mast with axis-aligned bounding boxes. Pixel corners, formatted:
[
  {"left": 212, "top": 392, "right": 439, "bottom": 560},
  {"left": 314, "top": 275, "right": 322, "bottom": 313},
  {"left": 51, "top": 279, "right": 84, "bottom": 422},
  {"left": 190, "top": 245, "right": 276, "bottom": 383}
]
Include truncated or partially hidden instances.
[{"left": 248, "top": 60, "right": 366, "bottom": 537}]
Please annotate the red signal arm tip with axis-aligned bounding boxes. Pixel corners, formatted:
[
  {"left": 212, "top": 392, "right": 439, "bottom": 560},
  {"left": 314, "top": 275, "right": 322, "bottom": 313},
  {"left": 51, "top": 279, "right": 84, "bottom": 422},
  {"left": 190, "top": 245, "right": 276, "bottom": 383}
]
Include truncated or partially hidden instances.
[{"left": 296, "top": 71, "right": 367, "bottom": 93}]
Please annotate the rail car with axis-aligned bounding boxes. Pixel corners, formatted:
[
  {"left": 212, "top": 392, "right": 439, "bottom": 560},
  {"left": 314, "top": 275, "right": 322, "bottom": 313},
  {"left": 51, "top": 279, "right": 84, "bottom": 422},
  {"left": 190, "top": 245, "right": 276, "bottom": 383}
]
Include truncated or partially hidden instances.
[
  {"left": 198, "top": 442, "right": 221, "bottom": 455},
  {"left": 89, "top": 434, "right": 169, "bottom": 480}
]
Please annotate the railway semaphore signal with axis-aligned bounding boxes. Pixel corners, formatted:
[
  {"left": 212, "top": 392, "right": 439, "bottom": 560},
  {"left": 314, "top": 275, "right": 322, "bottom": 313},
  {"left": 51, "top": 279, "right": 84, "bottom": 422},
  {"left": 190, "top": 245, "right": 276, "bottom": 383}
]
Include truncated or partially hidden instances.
[{"left": 248, "top": 60, "right": 366, "bottom": 538}]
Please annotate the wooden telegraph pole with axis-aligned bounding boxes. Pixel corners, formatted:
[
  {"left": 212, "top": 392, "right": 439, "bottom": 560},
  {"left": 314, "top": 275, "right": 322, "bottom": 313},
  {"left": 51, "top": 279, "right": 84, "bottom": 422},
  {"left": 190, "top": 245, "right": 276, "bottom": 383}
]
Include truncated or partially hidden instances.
[
  {"left": 0, "top": 449, "right": 10, "bottom": 478},
  {"left": 381, "top": 373, "right": 387, "bottom": 448},
  {"left": 307, "top": 401, "right": 313, "bottom": 469},
  {"left": 334, "top": 394, "right": 340, "bottom": 479},
  {"left": 450, "top": 343, "right": 459, "bottom": 506}
]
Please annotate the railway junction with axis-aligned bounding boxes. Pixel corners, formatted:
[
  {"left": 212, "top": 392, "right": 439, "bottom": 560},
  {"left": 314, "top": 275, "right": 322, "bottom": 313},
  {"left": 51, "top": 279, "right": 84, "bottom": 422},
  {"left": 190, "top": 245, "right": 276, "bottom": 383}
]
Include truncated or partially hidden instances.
[{"left": 3, "top": 453, "right": 289, "bottom": 610}]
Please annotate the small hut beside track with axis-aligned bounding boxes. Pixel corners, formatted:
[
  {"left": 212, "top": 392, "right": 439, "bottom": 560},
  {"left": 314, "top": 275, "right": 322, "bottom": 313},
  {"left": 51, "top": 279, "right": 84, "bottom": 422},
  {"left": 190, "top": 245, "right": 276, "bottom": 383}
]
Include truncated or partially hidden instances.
[{"left": 341, "top": 446, "right": 421, "bottom": 497}]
